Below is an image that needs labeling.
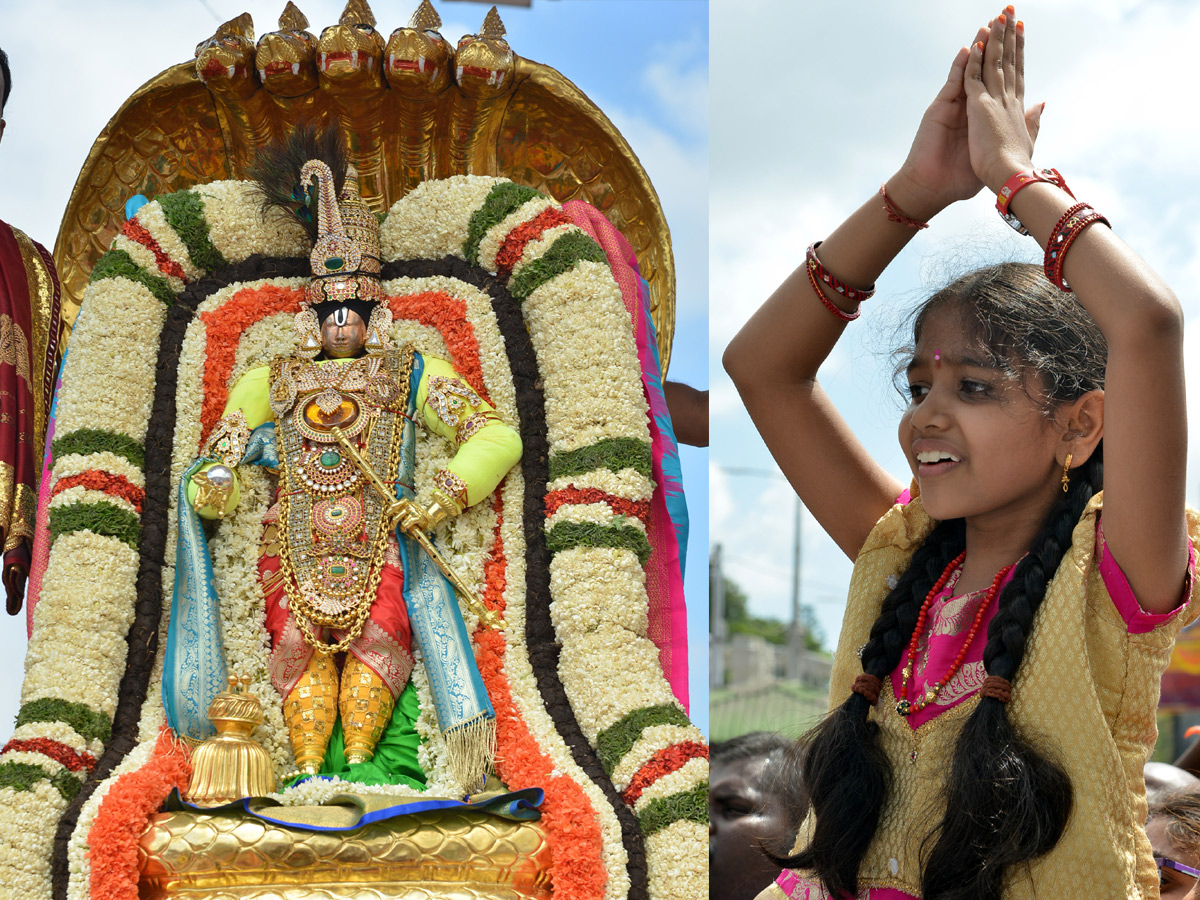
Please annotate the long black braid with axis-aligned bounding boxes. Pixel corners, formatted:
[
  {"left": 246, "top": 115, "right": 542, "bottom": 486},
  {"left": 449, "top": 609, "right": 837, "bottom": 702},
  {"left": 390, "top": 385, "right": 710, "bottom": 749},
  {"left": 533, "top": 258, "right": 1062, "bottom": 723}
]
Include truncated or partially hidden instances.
[
  {"left": 777, "top": 517, "right": 965, "bottom": 898},
  {"left": 779, "top": 263, "right": 1108, "bottom": 899}
]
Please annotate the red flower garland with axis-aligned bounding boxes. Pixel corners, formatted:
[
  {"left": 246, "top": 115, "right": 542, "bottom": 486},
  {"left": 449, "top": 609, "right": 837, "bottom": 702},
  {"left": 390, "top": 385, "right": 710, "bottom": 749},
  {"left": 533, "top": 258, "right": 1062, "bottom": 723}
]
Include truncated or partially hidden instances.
[
  {"left": 51, "top": 470, "right": 145, "bottom": 514},
  {"left": 199, "top": 284, "right": 304, "bottom": 442},
  {"left": 0, "top": 738, "right": 95, "bottom": 773},
  {"left": 87, "top": 726, "right": 191, "bottom": 900},
  {"left": 390, "top": 291, "right": 488, "bottom": 401},
  {"left": 121, "top": 218, "right": 187, "bottom": 282},
  {"left": 495, "top": 208, "right": 572, "bottom": 276},
  {"left": 620, "top": 741, "right": 708, "bottom": 806},
  {"left": 545, "top": 487, "right": 650, "bottom": 525},
  {"left": 474, "top": 497, "right": 607, "bottom": 899}
]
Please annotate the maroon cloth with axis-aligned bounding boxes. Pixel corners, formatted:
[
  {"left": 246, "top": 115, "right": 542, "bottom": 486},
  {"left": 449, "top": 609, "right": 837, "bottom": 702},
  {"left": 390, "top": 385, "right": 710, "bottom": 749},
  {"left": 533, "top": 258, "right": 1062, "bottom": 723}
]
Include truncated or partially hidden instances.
[{"left": 0, "top": 220, "right": 51, "bottom": 614}]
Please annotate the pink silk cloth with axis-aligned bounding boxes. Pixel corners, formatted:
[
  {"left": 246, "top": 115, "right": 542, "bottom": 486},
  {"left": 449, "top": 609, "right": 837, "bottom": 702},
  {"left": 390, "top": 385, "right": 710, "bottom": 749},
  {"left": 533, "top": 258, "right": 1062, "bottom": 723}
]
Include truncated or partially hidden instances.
[{"left": 561, "top": 201, "right": 690, "bottom": 710}]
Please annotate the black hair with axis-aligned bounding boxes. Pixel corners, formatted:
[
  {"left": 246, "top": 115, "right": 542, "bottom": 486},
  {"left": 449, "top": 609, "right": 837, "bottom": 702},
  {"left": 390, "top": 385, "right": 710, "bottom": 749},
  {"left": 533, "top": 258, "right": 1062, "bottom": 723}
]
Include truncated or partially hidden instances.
[
  {"left": 784, "top": 262, "right": 1106, "bottom": 900},
  {"left": 0, "top": 47, "right": 10, "bottom": 112},
  {"left": 1149, "top": 789, "right": 1200, "bottom": 859},
  {"left": 712, "top": 731, "right": 794, "bottom": 766}
]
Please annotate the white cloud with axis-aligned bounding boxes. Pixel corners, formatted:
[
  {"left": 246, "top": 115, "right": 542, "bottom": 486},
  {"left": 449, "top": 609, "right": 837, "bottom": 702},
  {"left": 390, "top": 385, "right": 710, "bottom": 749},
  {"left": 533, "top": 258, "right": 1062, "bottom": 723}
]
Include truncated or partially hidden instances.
[{"left": 711, "top": 0, "right": 1200, "bottom": 655}]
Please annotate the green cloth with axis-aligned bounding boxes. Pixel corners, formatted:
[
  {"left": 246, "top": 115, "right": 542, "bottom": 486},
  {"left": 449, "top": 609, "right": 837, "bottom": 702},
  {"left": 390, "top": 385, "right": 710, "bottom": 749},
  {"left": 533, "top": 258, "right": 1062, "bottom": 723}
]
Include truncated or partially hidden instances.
[{"left": 289, "top": 681, "right": 426, "bottom": 789}]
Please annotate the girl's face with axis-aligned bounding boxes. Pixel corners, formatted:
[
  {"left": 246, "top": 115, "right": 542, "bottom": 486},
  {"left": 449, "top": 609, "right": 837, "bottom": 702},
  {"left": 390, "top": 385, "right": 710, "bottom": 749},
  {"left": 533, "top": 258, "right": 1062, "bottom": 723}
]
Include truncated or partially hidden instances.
[
  {"left": 1147, "top": 816, "right": 1200, "bottom": 899},
  {"left": 898, "top": 308, "right": 1067, "bottom": 530}
]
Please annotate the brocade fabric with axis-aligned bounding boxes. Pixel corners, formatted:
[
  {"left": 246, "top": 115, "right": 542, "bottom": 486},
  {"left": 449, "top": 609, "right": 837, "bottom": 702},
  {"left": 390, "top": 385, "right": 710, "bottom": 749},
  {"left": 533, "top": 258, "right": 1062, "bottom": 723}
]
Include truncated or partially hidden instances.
[{"left": 772, "top": 490, "right": 1200, "bottom": 899}]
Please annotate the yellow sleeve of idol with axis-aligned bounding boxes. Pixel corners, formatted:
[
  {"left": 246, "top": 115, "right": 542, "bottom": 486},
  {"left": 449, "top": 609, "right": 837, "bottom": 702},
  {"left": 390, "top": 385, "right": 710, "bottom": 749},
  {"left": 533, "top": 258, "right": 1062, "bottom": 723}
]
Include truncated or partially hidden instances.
[{"left": 415, "top": 355, "right": 523, "bottom": 510}]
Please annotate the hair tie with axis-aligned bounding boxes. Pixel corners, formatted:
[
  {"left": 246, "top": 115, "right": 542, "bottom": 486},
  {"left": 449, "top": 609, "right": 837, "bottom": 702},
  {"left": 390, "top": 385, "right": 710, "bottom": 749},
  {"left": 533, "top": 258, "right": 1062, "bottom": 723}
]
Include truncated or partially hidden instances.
[
  {"left": 852, "top": 674, "right": 882, "bottom": 705},
  {"left": 980, "top": 675, "right": 1013, "bottom": 704}
]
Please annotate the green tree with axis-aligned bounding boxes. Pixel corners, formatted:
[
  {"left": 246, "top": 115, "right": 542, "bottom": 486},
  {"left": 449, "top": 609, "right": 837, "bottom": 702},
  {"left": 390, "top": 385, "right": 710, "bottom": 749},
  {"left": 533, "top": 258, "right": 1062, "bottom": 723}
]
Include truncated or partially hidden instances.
[{"left": 718, "top": 575, "right": 826, "bottom": 652}]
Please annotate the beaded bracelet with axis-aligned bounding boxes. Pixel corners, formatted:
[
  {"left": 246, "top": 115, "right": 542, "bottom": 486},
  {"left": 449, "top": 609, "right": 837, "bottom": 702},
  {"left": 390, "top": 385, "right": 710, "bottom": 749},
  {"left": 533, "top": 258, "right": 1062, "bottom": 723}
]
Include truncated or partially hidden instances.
[
  {"left": 1044, "top": 203, "right": 1110, "bottom": 292},
  {"left": 997, "top": 167, "right": 1074, "bottom": 234},
  {"left": 806, "top": 242, "right": 875, "bottom": 304},
  {"left": 879, "top": 183, "right": 929, "bottom": 230},
  {"left": 806, "top": 248, "right": 859, "bottom": 322}
]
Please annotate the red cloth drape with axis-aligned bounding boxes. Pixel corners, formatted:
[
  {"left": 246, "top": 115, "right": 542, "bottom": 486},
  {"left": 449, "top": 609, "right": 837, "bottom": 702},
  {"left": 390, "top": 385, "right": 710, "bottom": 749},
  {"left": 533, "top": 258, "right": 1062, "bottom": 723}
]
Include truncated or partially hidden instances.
[{"left": 0, "top": 220, "right": 56, "bottom": 614}]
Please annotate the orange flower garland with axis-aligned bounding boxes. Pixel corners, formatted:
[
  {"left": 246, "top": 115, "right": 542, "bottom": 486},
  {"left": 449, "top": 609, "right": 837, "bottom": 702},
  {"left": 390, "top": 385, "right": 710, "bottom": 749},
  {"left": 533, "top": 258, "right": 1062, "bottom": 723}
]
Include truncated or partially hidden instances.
[
  {"left": 474, "top": 498, "right": 607, "bottom": 900},
  {"left": 199, "top": 284, "right": 304, "bottom": 442},
  {"left": 120, "top": 219, "right": 187, "bottom": 282},
  {"left": 390, "top": 291, "right": 488, "bottom": 401},
  {"left": 86, "top": 727, "right": 190, "bottom": 900},
  {"left": 0, "top": 739, "right": 95, "bottom": 774},
  {"left": 620, "top": 742, "right": 708, "bottom": 805},
  {"left": 545, "top": 487, "right": 650, "bottom": 525},
  {"left": 494, "top": 208, "right": 572, "bottom": 276}
]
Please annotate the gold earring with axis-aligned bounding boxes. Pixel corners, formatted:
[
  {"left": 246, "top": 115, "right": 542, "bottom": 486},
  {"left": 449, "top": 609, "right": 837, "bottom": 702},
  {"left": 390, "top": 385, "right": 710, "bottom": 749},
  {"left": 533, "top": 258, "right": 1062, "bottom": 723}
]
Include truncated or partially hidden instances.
[
  {"left": 1061, "top": 452, "right": 1073, "bottom": 493},
  {"left": 364, "top": 304, "right": 393, "bottom": 353},
  {"left": 294, "top": 308, "right": 322, "bottom": 359}
]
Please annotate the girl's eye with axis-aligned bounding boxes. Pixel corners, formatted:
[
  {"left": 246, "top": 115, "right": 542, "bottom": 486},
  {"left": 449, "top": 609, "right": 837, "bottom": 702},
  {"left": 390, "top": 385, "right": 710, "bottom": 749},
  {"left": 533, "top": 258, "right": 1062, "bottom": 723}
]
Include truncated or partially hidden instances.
[
  {"left": 960, "top": 379, "right": 992, "bottom": 397},
  {"left": 907, "top": 383, "right": 928, "bottom": 402}
]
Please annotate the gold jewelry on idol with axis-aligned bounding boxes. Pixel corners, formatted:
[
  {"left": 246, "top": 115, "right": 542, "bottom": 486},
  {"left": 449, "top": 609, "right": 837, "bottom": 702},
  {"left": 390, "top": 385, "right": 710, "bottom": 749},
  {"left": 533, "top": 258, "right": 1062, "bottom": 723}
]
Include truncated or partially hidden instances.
[
  {"left": 285, "top": 655, "right": 338, "bottom": 775},
  {"left": 294, "top": 307, "right": 322, "bottom": 359},
  {"left": 1062, "top": 452, "right": 1073, "bottom": 493},
  {"left": 364, "top": 303, "right": 394, "bottom": 353},
  {"left": 340, "top": 656, "right": 395, "bottom": 764}
]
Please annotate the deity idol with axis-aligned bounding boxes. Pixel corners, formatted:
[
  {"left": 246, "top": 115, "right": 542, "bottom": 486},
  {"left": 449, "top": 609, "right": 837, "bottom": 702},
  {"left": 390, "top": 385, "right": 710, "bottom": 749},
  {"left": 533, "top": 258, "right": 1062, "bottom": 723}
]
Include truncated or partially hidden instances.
[{"left": 165, "top": 134, "right": 521, "bottom": 782}]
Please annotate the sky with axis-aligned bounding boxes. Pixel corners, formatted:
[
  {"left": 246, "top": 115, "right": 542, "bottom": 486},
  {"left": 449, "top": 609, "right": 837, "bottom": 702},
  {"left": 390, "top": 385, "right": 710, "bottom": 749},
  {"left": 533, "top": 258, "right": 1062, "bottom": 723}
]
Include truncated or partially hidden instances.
[
  {"left": 710, "top": 0, "right": 1200, "bottom": 708},
  {"left": 0, "top": 0, "right": 709, "bottom": 733}
]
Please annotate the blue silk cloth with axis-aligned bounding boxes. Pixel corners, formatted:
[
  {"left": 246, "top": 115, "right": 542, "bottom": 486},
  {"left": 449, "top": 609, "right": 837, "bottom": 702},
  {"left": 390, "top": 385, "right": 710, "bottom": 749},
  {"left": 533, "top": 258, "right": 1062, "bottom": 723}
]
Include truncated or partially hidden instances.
[
  {"left": 163, "top": 424, "right": 278, "bottom": 740},
  {"left": 397, "top": 353, "right": 496, "bottom": 741}
]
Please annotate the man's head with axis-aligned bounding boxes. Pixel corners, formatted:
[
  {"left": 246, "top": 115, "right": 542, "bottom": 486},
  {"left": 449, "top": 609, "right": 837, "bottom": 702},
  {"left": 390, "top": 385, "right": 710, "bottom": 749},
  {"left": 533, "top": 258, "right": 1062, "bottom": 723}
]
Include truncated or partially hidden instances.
[
  {"left": 710, "top": 732, "right": 807, "bottom": 900},
  {"left": 0, "top": 46, "right": 10, "bottom": 144}
]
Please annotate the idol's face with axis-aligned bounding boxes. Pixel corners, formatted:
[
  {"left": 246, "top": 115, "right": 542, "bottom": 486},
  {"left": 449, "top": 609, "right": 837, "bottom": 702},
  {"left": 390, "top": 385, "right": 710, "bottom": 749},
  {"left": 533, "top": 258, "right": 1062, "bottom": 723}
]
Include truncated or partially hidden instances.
[{"left": 320, "top": 307, "right": 366, "bottom": 359}]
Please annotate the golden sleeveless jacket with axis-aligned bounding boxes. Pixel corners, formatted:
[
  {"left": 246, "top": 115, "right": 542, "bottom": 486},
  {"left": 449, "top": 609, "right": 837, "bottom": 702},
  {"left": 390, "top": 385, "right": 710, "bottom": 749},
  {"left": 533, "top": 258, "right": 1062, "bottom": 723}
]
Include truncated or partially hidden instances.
[{"left": 793, "top": 491, "right": 1198, "bottom": 899}]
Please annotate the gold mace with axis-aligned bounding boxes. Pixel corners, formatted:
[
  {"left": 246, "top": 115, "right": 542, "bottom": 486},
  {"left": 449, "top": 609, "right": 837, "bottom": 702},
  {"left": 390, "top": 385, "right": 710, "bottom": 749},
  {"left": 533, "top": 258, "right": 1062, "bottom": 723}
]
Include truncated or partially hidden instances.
[{"left": 330, "top": 426, "right": 506, "bottom": 631}]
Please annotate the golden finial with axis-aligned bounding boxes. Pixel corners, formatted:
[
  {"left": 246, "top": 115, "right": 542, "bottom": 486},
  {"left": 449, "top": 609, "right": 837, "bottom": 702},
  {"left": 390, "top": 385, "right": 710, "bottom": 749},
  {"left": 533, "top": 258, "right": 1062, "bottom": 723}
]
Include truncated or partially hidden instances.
[
  {"left": 185, "top": 673, "right": 276, "bottom": 807},
  {"left": 215, "top": 12, "right": 255, "bottom": 42},
  {"left": 279, "top": 1, "right": 309, "bottom": 30},
  {"left": 480, "top": 6, "right": 506, "bottom": 41},
  {"left": 340, "top": 0, "right": 377, "bottom": 28},
  {"left": 408, "top": 0, "right": 442, "bottom": 31}
]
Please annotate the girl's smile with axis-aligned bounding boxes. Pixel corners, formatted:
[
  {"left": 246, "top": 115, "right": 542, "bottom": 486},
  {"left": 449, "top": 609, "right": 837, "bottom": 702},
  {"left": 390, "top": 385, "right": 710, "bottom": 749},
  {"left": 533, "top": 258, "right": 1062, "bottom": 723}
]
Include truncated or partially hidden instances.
[{"left": 899, "top": 309, "right": 1067, "bottom": 547}]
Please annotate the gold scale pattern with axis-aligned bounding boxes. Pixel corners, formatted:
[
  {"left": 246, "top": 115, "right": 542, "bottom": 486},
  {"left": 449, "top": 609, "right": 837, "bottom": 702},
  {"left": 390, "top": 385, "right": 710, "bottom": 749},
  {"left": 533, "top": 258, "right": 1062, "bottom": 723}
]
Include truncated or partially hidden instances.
[
  {"left": 138, "top": 808, "right": 553, "bottom": 900},
  {"left": 53, "top": 1, "right": 675, "bottom": 371}
]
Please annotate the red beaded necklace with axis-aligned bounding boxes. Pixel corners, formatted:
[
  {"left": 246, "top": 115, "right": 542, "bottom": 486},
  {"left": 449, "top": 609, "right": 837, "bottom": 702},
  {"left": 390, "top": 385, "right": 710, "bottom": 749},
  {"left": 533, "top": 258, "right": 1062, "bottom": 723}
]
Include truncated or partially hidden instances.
[{"left": 896, "top": 551, "right": 1016, "bottom": 717}]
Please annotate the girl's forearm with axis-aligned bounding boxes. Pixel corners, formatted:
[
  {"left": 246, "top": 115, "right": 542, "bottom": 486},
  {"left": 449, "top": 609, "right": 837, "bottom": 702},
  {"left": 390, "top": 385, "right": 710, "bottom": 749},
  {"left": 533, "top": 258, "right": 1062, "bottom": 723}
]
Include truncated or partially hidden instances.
[
  {"left": 1000, "top": 181, "right": 1183, "bottom": 341},
  {"left": 724, "top": 173, "right": 939, "bottom": 386}
]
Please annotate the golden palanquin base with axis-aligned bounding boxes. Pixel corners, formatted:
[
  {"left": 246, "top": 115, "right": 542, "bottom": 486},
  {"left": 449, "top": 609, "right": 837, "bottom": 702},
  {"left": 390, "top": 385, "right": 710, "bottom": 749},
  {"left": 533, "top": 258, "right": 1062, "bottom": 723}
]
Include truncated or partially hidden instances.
[{"left": 137, "top": 807, "right": 553, "bottom": 899}]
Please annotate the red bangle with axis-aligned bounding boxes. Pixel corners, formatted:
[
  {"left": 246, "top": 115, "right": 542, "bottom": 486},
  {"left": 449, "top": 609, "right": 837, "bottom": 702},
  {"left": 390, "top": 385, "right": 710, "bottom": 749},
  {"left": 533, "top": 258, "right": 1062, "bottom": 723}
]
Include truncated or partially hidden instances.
[
  {"left": 806, "top": 248, "right": 859, "bottom": 322},
  {"left": 997, "top": 167, "right": 1074, "bottom": 234},
  {"left": 1044, "top": 203, "right": 1110, "bottom": 292},
  {"left": 879, "top": 183, "right": 929, "bottom": 230},
  {"left": 806, "top": 242, "right": 875, "bottom": 304}
]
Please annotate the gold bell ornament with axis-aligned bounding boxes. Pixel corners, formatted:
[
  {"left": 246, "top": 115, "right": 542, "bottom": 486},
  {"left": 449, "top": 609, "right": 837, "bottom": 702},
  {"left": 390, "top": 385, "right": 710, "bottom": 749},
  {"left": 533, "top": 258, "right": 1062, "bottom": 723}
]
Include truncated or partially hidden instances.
[{"left": 185, "top": 674, "right": 277, "bottom": 806}]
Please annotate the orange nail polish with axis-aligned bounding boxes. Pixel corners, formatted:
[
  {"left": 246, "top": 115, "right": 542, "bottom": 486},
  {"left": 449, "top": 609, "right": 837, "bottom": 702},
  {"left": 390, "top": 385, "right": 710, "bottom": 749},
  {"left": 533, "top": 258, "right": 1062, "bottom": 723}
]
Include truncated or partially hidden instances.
[
  {"left": 1016, "top": 19, "right": 1025, "bottom": 32},
  {"left": 998, "top": 13, "right": 1007, "bottom": 24},
  {"left": 1005, "top": 4, "right": 1015, "bottom": 14}
]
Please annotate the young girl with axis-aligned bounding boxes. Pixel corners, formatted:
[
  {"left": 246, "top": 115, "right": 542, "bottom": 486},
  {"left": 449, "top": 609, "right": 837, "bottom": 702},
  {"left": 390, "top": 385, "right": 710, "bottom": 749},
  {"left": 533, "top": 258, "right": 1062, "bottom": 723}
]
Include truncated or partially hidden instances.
[{"left": 724, "top": 9, "right": 1196, "bottom": 900}]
